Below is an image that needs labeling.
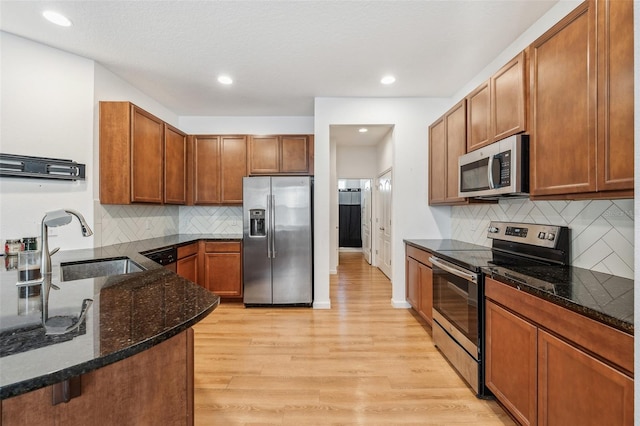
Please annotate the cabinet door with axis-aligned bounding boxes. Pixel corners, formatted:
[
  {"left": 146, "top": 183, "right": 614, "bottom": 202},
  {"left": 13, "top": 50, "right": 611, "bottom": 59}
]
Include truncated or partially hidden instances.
[
  {"left": 538, "top": 329, "right": 633, "bottom": 426},
  {"left": 428, "top": 116, "right": 447, "bottom": 205},
  {"left": 530, "top": 2, "right": 597, "bottom": 196},
  {"left": 485, "top": 300, "right": 537, "bottom": 426},
  {"left": 280, "top": 136, "right": 309, "bottom": 174},
  {"left": 445, "top": 99, "right": 467, "bottom": 203},
  {"left": 192, "top": 136, "right": 221, "bottom": 204},
  {"left": 466, "top": 81, "right": 491, "bottom": 152},
  {"left": 177, "top": 253, "right": 198, "bottom": 284},
  {"left": 131, "top": 106, "right": 164, "bottom": 203},
  {"left": 204, "top": 252, "right": 242, "bottom": 297},
  {"left": 406, "top": 256, "right": 420, "bottom": 310},
  {"left": 164, "top": 124, "right": 187, "bottom": 204},
  {"left": 249, "top": 135, "right": 280, "bottom": 174},
  {"left": 418, "top": 263, "right": 432, "bottom": 326},
  {"left": 492, "top": 51, "right": 527, "bottom": 141},
  {"left": 221, "top": 136, "right": 247, "bottom": 204},
  {"left": 596, "top": 0, "right": 634, "bottom": 192}
]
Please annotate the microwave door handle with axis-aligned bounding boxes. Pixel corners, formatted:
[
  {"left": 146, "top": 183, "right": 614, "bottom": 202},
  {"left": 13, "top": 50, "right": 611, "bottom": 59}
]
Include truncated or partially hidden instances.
[
  {"left": 487, "top": 155, "right": 495, "bottom": 189},
  {"left": 429, "top": 256, "right": 478, "bottom": 283}
]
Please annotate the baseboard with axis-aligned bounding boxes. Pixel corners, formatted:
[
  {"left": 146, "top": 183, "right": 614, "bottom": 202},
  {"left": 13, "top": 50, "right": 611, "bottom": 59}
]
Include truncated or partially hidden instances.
[
  {"left": 339, "top": 247, "right": 362, "bottom": 252},
  {"left": 313, "top": 300, "right": 331, "bottom": 309},
  {"left": 391, "top": 299, "right": 411, "bottom": 309},
  {"left": 330, "top": 269, "right": 337, "bottom": 274}
]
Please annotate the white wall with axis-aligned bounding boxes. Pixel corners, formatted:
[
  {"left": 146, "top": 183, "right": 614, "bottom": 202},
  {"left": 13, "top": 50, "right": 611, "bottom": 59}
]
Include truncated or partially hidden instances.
[
  {"left": 315, "top": 97, "right": 452, "bottom": 309},
  {"left": 0, "top": 32, "right": 95, "bottom": 250},
  {"left": 377, "top": 129, "right": 393, "bottom": 173},
  {"left": 336, "top": 145, "right": 378, "bottom": 179}
]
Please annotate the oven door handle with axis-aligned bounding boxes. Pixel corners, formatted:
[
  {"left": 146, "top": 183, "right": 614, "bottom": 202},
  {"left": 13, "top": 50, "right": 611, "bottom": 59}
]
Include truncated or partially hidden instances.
[{"left": 429, "top": 256, "right": 478, "bottom": 283}]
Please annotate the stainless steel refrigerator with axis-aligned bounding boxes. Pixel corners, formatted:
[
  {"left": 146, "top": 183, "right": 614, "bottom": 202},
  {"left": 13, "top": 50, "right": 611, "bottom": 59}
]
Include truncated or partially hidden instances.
[{"left": 243, "top": 176, "right": 313, "bottom": 306}]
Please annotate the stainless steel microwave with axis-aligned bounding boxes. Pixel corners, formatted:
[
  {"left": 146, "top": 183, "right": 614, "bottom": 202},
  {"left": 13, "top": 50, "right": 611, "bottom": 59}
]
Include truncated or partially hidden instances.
[{"left": 458, "top": 134, "right": 529, "bottom": 198}]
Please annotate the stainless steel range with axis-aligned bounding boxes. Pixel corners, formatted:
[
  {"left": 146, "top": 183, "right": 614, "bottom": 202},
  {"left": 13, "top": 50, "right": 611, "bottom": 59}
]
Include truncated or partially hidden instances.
[{"left": 430, "top": 221, "right": 569, "bottom": 398}]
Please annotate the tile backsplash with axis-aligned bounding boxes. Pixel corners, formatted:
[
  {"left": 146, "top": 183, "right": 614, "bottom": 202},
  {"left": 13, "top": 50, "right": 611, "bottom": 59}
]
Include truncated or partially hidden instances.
[
  {"left": 452, "top": 199, "right": 634, "bottom": 279},
  {"left": 179, "top": 206, "right": 243, "bottom": 234}
]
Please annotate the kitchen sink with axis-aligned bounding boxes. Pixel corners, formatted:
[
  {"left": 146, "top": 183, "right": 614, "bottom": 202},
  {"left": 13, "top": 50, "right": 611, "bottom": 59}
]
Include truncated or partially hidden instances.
[{"left": 60, "top": 257, "right": 145, "bottom": 282}]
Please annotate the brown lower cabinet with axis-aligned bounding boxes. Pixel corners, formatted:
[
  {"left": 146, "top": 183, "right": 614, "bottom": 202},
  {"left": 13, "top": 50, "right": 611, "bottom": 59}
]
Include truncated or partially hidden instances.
[
  {"left": 200, "top": 241, "right": 242, "bottom": 299},
  {"left": 405, "top": 245, "right": 433, "bottom": 326},
  {"left": 485, "top": 277, "right": 633, "bottom": 426},
  {"left": 177, "top": 243, "right": 199, "bottom": 283},
  {"left": 1, "top": 329, "right": 194, "bottom": 426}
]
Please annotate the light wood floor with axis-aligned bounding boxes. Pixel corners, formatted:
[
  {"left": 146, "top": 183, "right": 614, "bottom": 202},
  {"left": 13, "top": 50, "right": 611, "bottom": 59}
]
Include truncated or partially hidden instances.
[{"left": 193, "top": 252, "right": 514, "bottom": 425}]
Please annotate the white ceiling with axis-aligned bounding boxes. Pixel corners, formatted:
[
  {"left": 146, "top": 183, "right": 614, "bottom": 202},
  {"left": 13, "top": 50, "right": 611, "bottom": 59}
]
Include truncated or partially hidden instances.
[
  {"left": 1, "top": 0, "right": 559, "bottom": 121},
  {"left": 331, "top": 124, "right": 393, "bottom": 147}
]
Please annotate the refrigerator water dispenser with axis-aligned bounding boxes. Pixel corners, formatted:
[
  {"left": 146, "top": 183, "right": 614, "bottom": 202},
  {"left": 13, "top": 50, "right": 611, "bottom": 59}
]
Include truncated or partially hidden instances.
[{"left": 249, "top": 209, "right": 266, "bottom": 237}]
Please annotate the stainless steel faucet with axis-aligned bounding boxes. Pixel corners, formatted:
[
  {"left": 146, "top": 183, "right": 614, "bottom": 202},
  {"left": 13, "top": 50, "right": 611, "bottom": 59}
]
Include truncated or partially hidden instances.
[{"left": 39, "top": 209, "right": 94, "bottom": 335}]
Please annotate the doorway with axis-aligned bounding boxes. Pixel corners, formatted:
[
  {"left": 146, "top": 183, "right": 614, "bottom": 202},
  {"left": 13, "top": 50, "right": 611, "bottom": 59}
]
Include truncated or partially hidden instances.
[
  {"left": 337, "top": 179, "right": 373, "bottom": 264},
  {"left": 375, "top": 169, "right": 392, "bottom": 279}
]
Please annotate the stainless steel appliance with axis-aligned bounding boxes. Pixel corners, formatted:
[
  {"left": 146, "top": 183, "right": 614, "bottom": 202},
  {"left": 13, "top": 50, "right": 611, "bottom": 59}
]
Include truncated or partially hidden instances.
[
  {"left": 243, "top": 176, "right": 313, "bottom": 306},
  {"left": 430, "top": 221, "right": 569, "bottom": 397},
  {"left": 458, "top": 134, "right": 529, "bottom": 198}
]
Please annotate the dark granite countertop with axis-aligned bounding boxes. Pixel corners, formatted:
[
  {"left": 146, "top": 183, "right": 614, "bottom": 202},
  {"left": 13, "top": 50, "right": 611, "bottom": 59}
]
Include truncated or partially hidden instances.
[
  {"left": 404, "top": 239, "right": 634, "bottom": 335},
  {"left": 0, "top": 234, "right": 239, "bottom": 400}
]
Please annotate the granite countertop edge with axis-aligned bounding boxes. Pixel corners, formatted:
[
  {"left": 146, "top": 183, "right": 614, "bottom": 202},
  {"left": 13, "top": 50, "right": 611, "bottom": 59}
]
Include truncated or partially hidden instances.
[{"left": 0, "top": 233, "right": 237, "bottom": 400}]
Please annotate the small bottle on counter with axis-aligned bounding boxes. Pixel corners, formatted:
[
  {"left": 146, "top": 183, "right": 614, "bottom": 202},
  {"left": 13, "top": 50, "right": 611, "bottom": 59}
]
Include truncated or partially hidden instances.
[{"left": 4, "top": 239, "right": 23, "bottom": 256}]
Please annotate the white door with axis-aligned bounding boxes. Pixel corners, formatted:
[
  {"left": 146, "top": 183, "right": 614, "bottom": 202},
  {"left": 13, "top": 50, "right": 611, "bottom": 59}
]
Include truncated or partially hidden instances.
[
  {"left": 376, "top": 171, "right": 392, "bottom": 278},
  {"left": 361, "top": 180, "right": 372, "bottom": 264}
]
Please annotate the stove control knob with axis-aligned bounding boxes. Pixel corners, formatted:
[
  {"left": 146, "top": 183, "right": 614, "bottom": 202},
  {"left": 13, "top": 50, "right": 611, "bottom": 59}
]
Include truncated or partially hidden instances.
[
  {"left": 488, "top": 226, "right": 499, "bottom": 234},
  {"left": 538, "top": 232, "right": 546, "bottom": 239},
  {"left": 546, "top": 233, "right": 556, "bottom": 241}
]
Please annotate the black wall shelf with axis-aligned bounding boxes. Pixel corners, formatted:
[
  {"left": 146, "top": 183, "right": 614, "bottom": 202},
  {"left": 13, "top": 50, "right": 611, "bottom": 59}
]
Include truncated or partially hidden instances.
[{"left": 0, "top": 153, "right": 86, "bottom": 181}]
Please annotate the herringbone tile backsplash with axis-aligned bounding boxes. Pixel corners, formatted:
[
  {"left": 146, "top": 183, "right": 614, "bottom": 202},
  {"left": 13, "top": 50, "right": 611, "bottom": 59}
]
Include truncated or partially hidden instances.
[
  {"left": 179, "top": 206, "right": 243, "bottom": 234},
  {"left": 452, "top": 199, "right": 634, "bottom": 279}
]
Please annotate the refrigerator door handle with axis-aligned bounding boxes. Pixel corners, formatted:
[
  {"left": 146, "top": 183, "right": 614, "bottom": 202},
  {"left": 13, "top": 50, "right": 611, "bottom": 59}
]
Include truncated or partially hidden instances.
[
  {"left": 266, "top": 194, "right": 272, "bottom": 258},
  {"left": 271, "top": 194, "right": 277, "bottom": 257}
]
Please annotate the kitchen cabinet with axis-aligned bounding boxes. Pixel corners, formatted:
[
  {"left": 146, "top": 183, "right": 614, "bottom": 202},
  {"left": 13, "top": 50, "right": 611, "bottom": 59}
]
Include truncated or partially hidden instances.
[
  {"left": 485, "top": 276, "right": 633, "bottom": 426},
  {"left": 429, "top": 99, "right": 467, "bottom": 205},
  {"left": 201, "top": 241, "right": 242, "bottom": 299},
  {"left": 405, "top": 245, "right": 432, "bottom": 326},
  {"left": 1, "top": 330, "right": 194, "bottom": 426},
  {"left": 467, "top": 51, "right": 528, "bottom": 152},
  {"left": 177, "top": 242, "right": 199, "bottom": 284},
  {"left": 100, "top": 102, "right": 165, "bottom": 204},
  {"left": 248, "top": 135, "right": 312, "bottom": 175},
  {"left": 164, "top": 124, "right": 188, "bottom": 204},
  {"left": 188, "top": 135, "right": 247, "bottom": 205},
  {"left": 529, "top": 0, "right": 634, "bottom": 199}
]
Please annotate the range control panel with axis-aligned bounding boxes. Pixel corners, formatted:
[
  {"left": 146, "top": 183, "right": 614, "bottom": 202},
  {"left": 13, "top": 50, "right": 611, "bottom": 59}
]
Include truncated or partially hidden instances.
[{"left": 487, "top": 221, "right": 568, "bottom": 249}]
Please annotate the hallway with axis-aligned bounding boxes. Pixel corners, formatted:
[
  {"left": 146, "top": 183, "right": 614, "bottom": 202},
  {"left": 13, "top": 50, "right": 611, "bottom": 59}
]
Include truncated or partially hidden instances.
[{"left": 193, "top": 252, "right": 513, "bottom": 425}]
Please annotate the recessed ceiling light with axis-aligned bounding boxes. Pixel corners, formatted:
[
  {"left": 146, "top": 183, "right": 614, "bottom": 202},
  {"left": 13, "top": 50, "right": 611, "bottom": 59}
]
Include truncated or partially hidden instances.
[
  {"left": 358, "top": 128, "right": 368, "bottom": 133},
  {"left": 217, "top": 75, "right": 233, "bottom": 85},
  {"left": 381, "top": 75, "right": 396, "bottom": 85},
  {"left": 42, "top": 10, "right": 72, "bottom": 27}
]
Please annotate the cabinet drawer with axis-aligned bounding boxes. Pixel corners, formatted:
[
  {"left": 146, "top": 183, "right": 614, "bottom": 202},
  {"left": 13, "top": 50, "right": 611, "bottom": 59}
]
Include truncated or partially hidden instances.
[
  {"left": 177, "top": 242, "right": 198, "bottom": 258},
  {"left": 406, "top": 245, "right": 432, "bottom": 267},
  {"left": 204, "top": 241, "right": 241, "bottom": 253}
]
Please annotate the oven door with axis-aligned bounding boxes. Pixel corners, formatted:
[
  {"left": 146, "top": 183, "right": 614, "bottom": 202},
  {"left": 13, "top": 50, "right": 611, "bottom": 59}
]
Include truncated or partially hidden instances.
[{"left": 430, "top": 256, "right": 479, "bottom": 359}]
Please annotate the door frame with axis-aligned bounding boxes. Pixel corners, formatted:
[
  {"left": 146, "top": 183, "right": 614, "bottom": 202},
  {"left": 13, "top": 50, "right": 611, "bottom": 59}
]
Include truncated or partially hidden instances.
[
  {"left": 336, "top": 178, "right": 373, "bottom": 264},
  {"left": 375, "top": 168, "right": 392, "bottom": 278}
]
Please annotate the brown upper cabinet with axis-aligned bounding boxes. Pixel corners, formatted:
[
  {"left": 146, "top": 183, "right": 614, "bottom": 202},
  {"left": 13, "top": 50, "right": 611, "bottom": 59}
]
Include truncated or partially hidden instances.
[
  {"left": 164, "top": 124, "right": 188, "bottom": 204},
  {"left": 467, "top": 51, "right": 528, "bottom": 152},
  {"left": 248, "top": 135, "right": 312, "bottom": 175},
  {"left": 429, "top": 99, "right": 468, "bottom": 205},
  {"left": 100, "top": 102, "right": 167, "bottom": 204},
  {"left": 529, "top": 0, "right": 634, "bottom": 199},
  {"left": 188, "top": 135, "right": 247, "bottom": 205}
]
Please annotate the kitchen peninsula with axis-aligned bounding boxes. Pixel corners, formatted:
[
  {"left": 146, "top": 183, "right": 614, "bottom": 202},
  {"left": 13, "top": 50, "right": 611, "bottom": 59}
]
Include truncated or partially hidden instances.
[{"left": 0, "top": 235, "right": 235, "bottom": 425}]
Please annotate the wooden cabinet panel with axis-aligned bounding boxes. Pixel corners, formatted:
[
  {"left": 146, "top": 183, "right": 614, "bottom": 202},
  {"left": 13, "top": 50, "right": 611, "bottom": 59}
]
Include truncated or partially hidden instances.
[
  {"left": 249, "top": 135, "right": 280, "bottom": 174},
  {"left": 131, "top": 106, "right": 164, "bottom": 203},
  {"left": 203, "top": 253, "right": 242, "bottom": 298},
  {"left": 220, "top": 136, "right": 247, "bottom": 204},
  {"left": 177, "top": 254, "right": 198, "bottom": 284},
  {"left": 428, "top": 116, "right": 446, "bottom": 204},
  {"left": 429, "top": 99, "right": 467, "bottom": 205},
  {"left": 486, "top": 300, "right": 537, "bottom": 426},
  {"left": 164, "top": 124, "right": 187, "bottom": 204},
  {"left": 596, "top": 0, "right": 634, "bottom": 192},
  {"left": 466, "top": 82, "right": 491, "bottom": 151},
  {"left": 417, "top": 262, "right": 432, "bottom": 326},
  {"left": 538, "top": 330, "right": 633, "bottom": 426},
  {"left": 530, "top": 2, "right": 597, "bottom": 196},
  {"left": 492, "top": 51, "right": 528, "bottom": 141},
  {"left": 191, "top": 136, "right": 221, "bottom": 205},
  {"left": 204, "top": 241, "right": 241, "bottom": 253},
  {"left": 280, "top": 136, "right": 309, "bottom": 173},
  {"left": 406, "top": 256, "right": 419, "bottom": 310}
]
